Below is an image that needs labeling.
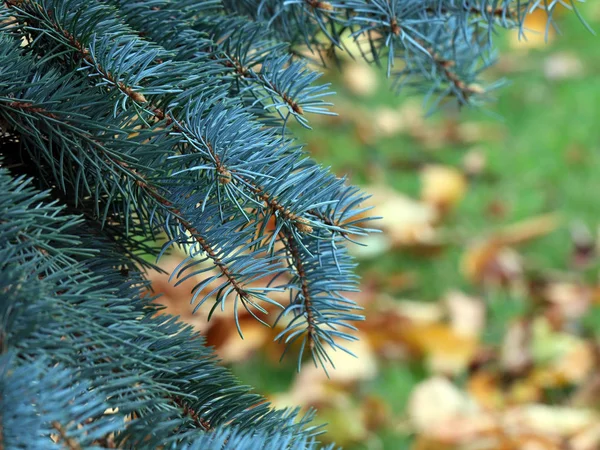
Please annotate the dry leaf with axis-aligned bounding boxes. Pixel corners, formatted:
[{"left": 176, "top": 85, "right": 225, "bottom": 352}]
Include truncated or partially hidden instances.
[
  {"left": 499, "top": 214, "right": 561, "bottom": 246},
  {"left": 374, "top": 107, "right": 405, "bottom": 136},
  {"left": 357, "top": 185, "right": 439, "bottom": 249},
  {"left": 545, "top": 282, "right": 592, "bottom": 323},
  {"left": 445, "top": 291, "right": 485, "bottom": 338},
  {"left": 570, "top": 423, "right": 600, "bottom": 450},
  {"left": 211, "top": 321, "right": 271, "bottom": 363},
  {"left": 503, "top": 404, "right": 597, "bottom": 437},
  {"left": 462, "top": 214, "right": 560, "bottom": 285},
  {"left": 396, "top": 299, "right": 445, "bottom": 324},
  {"left": 501, "top": 320, "right": 532, "bottom": 375},
  {"left": 463, "top": 149, "right": 487, "bottom": 177},
  {"left": 544, "top": 52, "right": 584, "bottom": 80},
  {"left": 279, "top": 333, "right": 378, "bottom": 409},
  {"left": 468, "top": 371, "right": 505, "bottom": 410},
  {"left": 342, "top": 61, "right": 378, "bottom": 96},
  {"left": 462, "top": 242, "right": 523, "bottom": 286},
  {"left": 408, "top": 376, "right": 478, "bottom": 435},
  {"left": 402, "top": 323, "right": 478, "bottom": 374},
  {"left": 420, "top": 165, "right": 467, "bottom": 212}
]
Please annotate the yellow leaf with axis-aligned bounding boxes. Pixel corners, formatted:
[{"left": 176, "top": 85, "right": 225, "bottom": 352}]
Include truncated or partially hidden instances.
[
  {"left": 420, "top": 165, "right": 467, "bottom": 212},
  {"left": 402, "top": 323, "right": 477, "bottom": 375}
]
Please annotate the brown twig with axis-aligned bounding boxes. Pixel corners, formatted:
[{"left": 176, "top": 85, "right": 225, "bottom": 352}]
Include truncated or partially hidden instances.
[
  {"left": 425, "top": 4, "right": 514, "bottom": 19},
  {"left": 6, "top": 101, "right": 58, "bottom": 119},
  {"left": 279, "top": 228, "right": 315, "bottom": 350},
  {"left": 51, "top": 421, "right": 82, "bottom": 450},
  {"left": 305, "top": 0, "right": 333, "bottom": 12},
  {"left": 170, "top": 396, "right": 212, "bottom": 431}
]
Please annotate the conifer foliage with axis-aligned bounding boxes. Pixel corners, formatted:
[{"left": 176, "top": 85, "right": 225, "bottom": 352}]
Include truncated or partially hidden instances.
[{"left": 0, "top": 0, "right": 586, "bottom": 448}]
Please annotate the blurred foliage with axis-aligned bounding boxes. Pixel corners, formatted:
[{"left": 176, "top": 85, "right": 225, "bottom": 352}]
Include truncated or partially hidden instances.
[{"left": 151, "top": 4, "right": 600, "bottom": 449}]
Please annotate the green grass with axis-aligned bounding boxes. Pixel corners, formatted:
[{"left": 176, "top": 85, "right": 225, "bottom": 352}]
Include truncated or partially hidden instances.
[
  {"left": 229, "top": 8, "right": 600, "bottom": 448},
  {"left": 292, "top": 8, "right": 600, "bottom": 300}
]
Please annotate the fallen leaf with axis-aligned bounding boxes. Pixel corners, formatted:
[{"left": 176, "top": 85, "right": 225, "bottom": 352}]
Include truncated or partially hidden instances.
[
  {"left": 462, "top": 214, "right": 560, "bottom": 285},
  {"left": 374, "top": 107, "right": 405, "bottom": 136},
  {"left": 420, "top": 165, "right": 467, "bottom": 212},
  {"left": 408, "top": 376, "right": 478, "bottom": 435},
  {"left": 209, "top": 320, "right": 271, "bottom": 363},
  {"left": 342, "top": 61, "right": 378, "bottom": 96},
  {"left": 571, "top": 422, "right": 600, "bottom": 450},
  {"left": 462, "top": 242, "right": 523, "bottom": 286},
  {"left": 544, "top": 282, "right": 592, "bottom": 321},
  {"left": 401, "top": 323, "right": 478, "bottom": 375},
  {"left": 356, "top": 185, "right": 439, "bottom": 250},
  {"left": 462, "top": 148, "right": 487, "bottom": 177},
  {"left": 528, "top": 317, "right": 594, "bottom": 387},
  {"left": 279, "top": 333, "right": 378, "bottom": 409},
  {"left": 499, "top": 214, "right": 562, "bottom": 246},
  {"left": 501, "top": 320, "right": 532, "bottom": 375},
  {"left": 503, "top": 404, "right": 597, "bottom": 437},
  {"left": 544, "top": 52, "right": 584, "bottom": 80},
  {"left": 396, "top": 299, "right": 445, "bottom": 324},
  {"left": 468, "top": 371, "right": 505, "bottom": 410},
  {"left": 445, "top": 291, "right": 486, "bottom": 338},
  {"left": 361, "top": 395, "right": 391, "bottom": 431}
]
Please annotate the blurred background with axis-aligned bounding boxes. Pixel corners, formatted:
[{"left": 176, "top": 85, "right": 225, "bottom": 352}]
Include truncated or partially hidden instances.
[{"left": 150, "top": 4, "right": 600, "bottom": 449}]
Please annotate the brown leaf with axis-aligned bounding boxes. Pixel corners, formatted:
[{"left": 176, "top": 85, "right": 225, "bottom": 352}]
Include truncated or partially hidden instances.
[
  {"left": 462, "top": 241, "right": 523, "bottom": 286},
  {"left": 462, "top": 214, "right": 560, "bottom": 285},
  {"left": 544, "top": 282, "right": 592, "bottom": 321},
  {"left": 468, "top": 371, "right": 505, "bottom": 410}
]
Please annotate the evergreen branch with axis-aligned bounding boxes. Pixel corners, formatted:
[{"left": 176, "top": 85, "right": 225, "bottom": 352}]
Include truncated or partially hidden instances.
[
  {"left": 0, "top": 0, "right": 591, "bottom": 445},
  {"left": 2, "top": 0, "right": 374, "bottom": 370},
  {"left": 0, "top": 167, "right": 318, "bottom": 446},
  {"left": 109, "top": 2, "right": 334, "bottom": 127},
  {"left": 6, "top": 0, "right": 366, "bottom": 245},
  {"left": 139, "top": 175, "right": 275, "bottom": 315},
  {"left": 5, "top": 101, "right": 59, "bottom": 118},
  {"left": 7, "top": 0, "right": 328, "bottom": 230},
  {"left": 2, "top": 90, "right": 277, "bottom": 324}
]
